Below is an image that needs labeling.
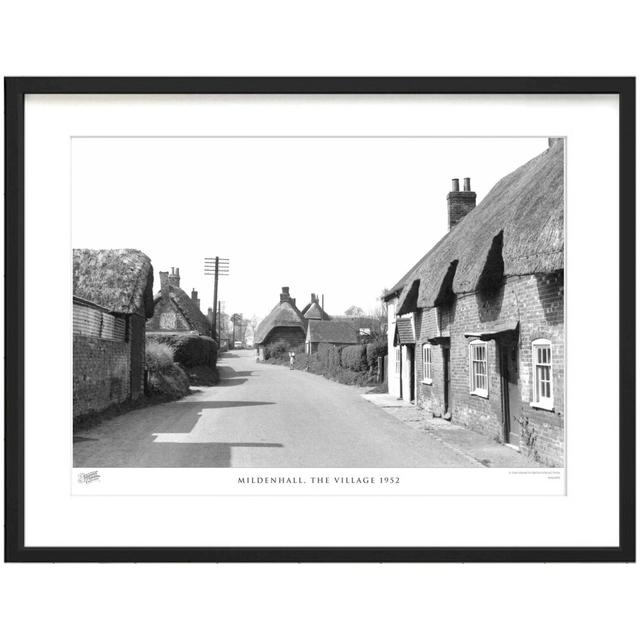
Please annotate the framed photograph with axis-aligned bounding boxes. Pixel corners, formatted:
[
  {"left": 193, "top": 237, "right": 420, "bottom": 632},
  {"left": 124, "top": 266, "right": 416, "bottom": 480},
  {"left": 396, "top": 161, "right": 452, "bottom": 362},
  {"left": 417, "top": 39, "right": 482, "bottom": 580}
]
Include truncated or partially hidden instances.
[{"left": 4, "top": 77, "right": 635, "bottom": 562}]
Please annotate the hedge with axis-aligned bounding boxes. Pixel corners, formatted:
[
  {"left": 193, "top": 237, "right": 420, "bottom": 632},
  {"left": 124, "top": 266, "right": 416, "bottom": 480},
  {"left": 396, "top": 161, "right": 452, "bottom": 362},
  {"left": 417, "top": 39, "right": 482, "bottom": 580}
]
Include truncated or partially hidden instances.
[
  {"left": 366, "top": 340, "right": 388, "bottom": 369},
  {"left": 146, "top": 332, "right": 218, "bottom": 368},
  {"left": 341, "top": 344, "right": 367, "bottom": 371}
]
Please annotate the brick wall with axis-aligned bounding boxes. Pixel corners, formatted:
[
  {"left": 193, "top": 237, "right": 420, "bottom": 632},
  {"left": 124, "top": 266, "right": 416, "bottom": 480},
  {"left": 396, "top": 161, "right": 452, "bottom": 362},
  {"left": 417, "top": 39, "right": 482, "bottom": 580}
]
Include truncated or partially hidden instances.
[
  {"left": 414, "top": 271, "right": 564, "bottom": 466},
  {"left": 73, "top": 334, "right": 131, "bottom": 418}
]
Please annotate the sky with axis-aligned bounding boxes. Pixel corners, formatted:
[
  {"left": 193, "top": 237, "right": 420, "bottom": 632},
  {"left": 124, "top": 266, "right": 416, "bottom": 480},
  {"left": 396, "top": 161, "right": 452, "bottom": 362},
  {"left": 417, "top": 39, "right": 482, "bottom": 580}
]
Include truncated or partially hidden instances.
[{"left": 72, "top": 136, "right": 548, "bottom": 322}]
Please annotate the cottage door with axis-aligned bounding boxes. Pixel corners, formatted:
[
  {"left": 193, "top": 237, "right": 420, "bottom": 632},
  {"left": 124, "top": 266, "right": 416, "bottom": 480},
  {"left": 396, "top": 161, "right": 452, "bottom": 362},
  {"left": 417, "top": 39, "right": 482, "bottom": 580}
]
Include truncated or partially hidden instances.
[
  {"left": 442, "top": 345, "right": 451, "bottom": 415},
  {"left": 408, "top": 345, "right": 415, "bottom": 402},
  {"left": 501, "top": 339, "right": 522, "bottom": 445}
]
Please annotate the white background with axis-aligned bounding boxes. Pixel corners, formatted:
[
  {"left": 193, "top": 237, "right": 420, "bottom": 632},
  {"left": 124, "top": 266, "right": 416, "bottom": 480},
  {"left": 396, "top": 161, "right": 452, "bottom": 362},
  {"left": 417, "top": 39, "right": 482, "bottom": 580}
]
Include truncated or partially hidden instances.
[
  {"left": 1, "top": 2, "right": 638, "bottom": 640},
  {"left": 72, "top": 135, "right": 547, "bottom": 318}
]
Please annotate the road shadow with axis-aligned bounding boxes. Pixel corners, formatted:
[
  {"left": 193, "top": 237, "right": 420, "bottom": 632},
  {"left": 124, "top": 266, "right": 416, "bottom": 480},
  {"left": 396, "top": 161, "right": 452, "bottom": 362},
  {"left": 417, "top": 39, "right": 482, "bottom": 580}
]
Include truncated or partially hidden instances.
[
  {"left": 75, "top": 441, "right": 283, "bottom": 468},
  {"left": 217, "top": 365, "right": 254, "bottom": 386},
  {"left": 73, "top": 400, "right": 279, "bottom": 467}
]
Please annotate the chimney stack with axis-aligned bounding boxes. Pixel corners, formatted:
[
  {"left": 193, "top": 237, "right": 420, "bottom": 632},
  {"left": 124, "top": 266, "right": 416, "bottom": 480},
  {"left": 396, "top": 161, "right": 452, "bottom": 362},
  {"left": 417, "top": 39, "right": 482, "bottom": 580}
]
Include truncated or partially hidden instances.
[
  {"left": 159, "top": 270, "right": 169, "bottom": 291},
  {"left": 447, "top": 177, "right": 476, "bottom": 230},
  {"left": 280, "top": 286, "right": 291, "bottom": 303},
  {"left": 191, "top": 289, "right": 200, "bottom": 309},
  {"left": 168, "top": 267, "right": 181, "bottom": 288}
]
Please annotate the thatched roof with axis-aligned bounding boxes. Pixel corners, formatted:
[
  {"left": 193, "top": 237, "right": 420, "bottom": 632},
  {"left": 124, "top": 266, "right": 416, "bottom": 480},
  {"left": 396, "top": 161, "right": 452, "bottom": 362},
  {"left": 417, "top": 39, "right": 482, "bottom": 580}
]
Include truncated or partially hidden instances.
[
  {"left": 254, "top": 299, "right": 306, "bottom": 345},
  {"left": 153, "top": 285, "right": 211, "bottom": 335},
  {"left": 73, "top": 248, "right": 154, "bottom": 317},
  {"left": 306, "top": 320, "right": 358, "bottom": 344},
  {"left": 393, "top": 139, "right": 564, "bottom": 312}
]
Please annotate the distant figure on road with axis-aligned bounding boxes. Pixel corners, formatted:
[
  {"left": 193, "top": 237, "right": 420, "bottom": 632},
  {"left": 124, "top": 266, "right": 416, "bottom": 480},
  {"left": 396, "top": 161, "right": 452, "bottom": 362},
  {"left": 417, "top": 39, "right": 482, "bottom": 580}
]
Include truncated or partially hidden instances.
[{"left": 289, "top": 351, "right": 296, "bottom": 370}]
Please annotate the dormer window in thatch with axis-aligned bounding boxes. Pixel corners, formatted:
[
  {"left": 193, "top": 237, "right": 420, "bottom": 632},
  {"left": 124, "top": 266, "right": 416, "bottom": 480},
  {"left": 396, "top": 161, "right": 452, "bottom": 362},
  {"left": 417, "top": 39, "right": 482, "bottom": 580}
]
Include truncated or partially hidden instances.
[
  {"left": 397, "top": 279, "right": 420, "bottom": 315},
  {"left": 434, "top": 260, "right": 458, "bottom": 308},
  {"left": 477, "top": 230, "right": 505, "bottom": 296}
]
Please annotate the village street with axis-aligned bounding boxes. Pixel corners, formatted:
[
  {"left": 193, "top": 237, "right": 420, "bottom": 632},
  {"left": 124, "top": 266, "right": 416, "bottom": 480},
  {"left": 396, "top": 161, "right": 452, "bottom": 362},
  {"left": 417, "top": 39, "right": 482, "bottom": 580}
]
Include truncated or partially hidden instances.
[{"left": 74, "top": 350, "right": 479, "bottom": 468}]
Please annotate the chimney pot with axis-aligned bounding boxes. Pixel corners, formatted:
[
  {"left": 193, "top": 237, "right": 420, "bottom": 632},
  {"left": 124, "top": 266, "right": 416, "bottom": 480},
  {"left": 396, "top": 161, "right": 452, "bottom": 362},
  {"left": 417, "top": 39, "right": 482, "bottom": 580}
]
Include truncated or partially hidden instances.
[
  {"left": 280, "top": 286, "right": 292, "bottom": 303},
  {"left": 167, "top": 266, "right": 181, "bottom": 289},
  {"left": 447, "top": 178, "right": 476, "bottom": 231},
  {"left": 451, "top": 178, "right": 460, "bottom": 192}
]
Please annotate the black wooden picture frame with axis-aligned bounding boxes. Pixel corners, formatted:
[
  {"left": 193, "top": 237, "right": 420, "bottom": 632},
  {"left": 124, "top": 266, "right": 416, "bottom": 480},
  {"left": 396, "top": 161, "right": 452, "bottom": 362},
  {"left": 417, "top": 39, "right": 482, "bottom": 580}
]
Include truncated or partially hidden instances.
[{"left": 4, "top": 77, "right": 636, "bottom": 562}]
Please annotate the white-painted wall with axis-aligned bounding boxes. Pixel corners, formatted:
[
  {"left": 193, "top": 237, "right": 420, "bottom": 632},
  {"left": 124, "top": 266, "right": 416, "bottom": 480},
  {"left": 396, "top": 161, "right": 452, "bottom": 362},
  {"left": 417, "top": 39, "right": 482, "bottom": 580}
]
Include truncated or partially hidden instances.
[
  {"left": 401, "top": 344, "right": 413, "bottom": 402},
  {"left": 386, "top": 299, "right": 401, "bottom": 398}
]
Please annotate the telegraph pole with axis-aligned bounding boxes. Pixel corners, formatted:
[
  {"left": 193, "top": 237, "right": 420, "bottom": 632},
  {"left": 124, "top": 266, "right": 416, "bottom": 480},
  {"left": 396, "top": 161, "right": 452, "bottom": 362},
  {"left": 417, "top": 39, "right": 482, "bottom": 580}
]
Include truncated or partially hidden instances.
[{"left": 204, "top": 257, "right": 229, "bottom": 342}]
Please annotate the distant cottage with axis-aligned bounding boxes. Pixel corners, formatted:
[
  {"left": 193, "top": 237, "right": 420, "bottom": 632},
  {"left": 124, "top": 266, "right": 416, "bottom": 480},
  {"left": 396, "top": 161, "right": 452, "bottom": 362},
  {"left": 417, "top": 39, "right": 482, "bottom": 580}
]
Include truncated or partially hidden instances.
[
  {"left": 73, "top": 248, "right": 154, "bottom": 419},
  {"left": 147, "top": 267, "right": 211, "bottom": 336},
  {"left": 254, "top": 287, "right": 306, "bottom": 360},
  {"left": 305, "top": 319, "right": 358, "bottom": 354},
  {"left": 384, "top": 139, "right": 564, "bottom": 466},
  {"left": 300, "top": 293, "right": 331, "bottom": 321}
]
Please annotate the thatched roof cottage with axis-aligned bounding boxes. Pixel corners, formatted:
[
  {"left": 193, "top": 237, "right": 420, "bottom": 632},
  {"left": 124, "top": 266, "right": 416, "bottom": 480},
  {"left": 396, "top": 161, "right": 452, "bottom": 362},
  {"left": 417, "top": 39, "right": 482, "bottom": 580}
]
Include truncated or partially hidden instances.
[
  {"left": 384, "top": 139, "right": 564, "bottom": 466},
  {"left": 73, "top": 248, "right": 154, "bottom": 419},
  {"left": 146, "top": 267, "right": 211, "bottom": 336},
  {"left": 254, "top": 287, "right": 306, "bottom": 360}
]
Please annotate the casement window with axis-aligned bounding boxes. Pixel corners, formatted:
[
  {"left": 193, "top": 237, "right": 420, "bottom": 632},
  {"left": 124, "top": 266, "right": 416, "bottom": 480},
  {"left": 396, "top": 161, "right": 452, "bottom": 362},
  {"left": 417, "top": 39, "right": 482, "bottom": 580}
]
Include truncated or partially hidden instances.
[
  {"left": 394, "top": 347, "right": 401, "bottom": 374},
  {"left": 469, "top": 340, "right": 488, "bottom": 397},
  {"left": 422, "top": 343, "right": 432, "bottom": 383},
  {"left": 531, "top": 339, "right": 553, "bottom": 410}
]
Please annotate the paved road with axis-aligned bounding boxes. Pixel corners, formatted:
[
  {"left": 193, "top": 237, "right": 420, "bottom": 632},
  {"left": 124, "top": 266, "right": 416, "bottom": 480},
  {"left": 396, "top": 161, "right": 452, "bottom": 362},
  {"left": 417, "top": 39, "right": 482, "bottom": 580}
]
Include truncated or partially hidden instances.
[{"left": 74, "top": 350, "right": 474, "bottom": 468}]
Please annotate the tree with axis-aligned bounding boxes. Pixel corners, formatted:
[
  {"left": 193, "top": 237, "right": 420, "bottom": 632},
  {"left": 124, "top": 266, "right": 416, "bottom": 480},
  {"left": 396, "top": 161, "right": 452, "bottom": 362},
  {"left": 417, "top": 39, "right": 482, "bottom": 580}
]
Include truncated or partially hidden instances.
[{"left": 344, "top": 305, "right": 365, "bottom": 317}]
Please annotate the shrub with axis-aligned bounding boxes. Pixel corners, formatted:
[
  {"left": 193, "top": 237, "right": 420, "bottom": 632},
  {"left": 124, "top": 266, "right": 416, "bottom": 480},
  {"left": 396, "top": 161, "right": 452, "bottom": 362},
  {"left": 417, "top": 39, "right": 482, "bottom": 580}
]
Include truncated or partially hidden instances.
[
  {"left": 264, "top": 339, "right": 289, "bottom": 361},
  {"left": 147, "top": 332, "right": 218, "bottom": 368},
  {"left": 366, "top": 339, "right": 388, "bottom": 370},
  {"left": 147, "top": 365, "right": 190, "bottom": 400},
  {"left": 145, "top": 342, "right": 190, "bottom": 399},
  {"left": 341, "top": 344, "right": 367, "bottom": 371},
  {"left": 317, "top": 343, "right": 342, "bottom": 373},
  {"left": 145, "top": 342, "right": 174, "bottom": 372}
]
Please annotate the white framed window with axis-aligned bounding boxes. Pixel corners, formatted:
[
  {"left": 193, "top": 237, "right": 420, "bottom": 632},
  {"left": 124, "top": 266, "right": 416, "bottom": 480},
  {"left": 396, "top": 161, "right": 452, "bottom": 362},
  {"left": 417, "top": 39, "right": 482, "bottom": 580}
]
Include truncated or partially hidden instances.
[
  {"left": 469, "top": 340, "right": 488, "bottom": 397},
  {"left": 394, "top": 346, "right": 401, "bottom": 374},
  {"left": 531, "top": 339, "right": 553, "bottom": 410},
  {"left": 422, "top": 343, "right": 432, "bottom": 383}
]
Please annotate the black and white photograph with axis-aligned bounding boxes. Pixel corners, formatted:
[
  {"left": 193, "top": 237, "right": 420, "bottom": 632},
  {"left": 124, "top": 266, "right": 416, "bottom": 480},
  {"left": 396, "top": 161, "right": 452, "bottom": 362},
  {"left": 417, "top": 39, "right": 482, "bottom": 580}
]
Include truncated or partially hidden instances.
[
  {"left": 6, "top": 78, "right": 632, "bottom": 562},
  {"left": 71, "top": 136, "right": 564, "bottom": 472}
]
